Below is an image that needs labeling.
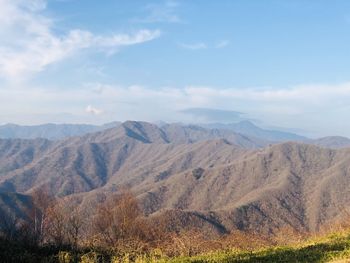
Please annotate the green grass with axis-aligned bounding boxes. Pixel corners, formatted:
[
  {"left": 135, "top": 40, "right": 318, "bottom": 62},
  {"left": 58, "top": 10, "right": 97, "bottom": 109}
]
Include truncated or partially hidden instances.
[{"left": 166, "top": 233, "right": 350, "bottom": 263}]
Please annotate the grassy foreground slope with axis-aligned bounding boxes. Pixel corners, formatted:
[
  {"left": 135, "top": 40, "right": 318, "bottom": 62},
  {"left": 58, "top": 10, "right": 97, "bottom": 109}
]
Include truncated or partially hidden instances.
[
  {"left": 168, "top": 233, "right": 350, "bottom": 263},
  {"left": 2, "top": 231, "right": 350, "bottom": 262},
  {"left": 9, "top": 231, "right": 348, "bottom": 263}
]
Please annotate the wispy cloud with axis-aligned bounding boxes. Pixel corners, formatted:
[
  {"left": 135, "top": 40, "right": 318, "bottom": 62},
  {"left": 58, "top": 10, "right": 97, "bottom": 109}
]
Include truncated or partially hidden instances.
[
  {"left": 179, "top": 40, "right": 230, "bottom": 50},
  {"left": 85, "top": 105, "right": 103, "bottom": 115},
  {"left": 215, "top": 40, "right": 230, "bottom": 48},
  {"left": 179, "top": 42, "right": 207, "bottom": 50},
  {"left": 137, "top": 0, "right": 182, "bottom": 24},
  {"left": 0, "top": 0, "right": 161, "bottom": 80}
]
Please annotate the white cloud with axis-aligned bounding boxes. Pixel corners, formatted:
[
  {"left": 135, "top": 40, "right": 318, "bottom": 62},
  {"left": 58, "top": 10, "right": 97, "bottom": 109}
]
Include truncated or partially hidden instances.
[
  {"left": 179, "top": 42, "right": 207, "bottom": 50},
  {"left": 215, "top": 40, "right": 230, "bottom": 48},
  {"left": 137, "top": 0, "right": 182, "bottom": 23},
  {"left": 92, "top": 29, "right": 161, "bottom": 48},
  {"left": 0, "top": 0, "right": 160, "bottom": 80},
  {"left": 179, "top": 40, "right": 230, "bottom": 50},
  {"left": 85, "top": 105, "right": 103, "bottom": 115}
]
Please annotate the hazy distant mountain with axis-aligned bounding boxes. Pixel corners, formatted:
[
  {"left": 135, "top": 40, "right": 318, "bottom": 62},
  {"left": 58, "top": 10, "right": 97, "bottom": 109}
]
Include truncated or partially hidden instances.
[
  {"left": 202, "top": 121, "right": 307, "bottom": 142},
  {"left": 0, "top": 122, "right": 121, "bottom": 140},
  {"left": 1, "top": 121, "right": 350, "bottom": 235},
  {"left": 0, "top": 120, "right": 307, "bottom": 145},
  {"left": 311, "top": 136, "right": 350, "bottom": 149}
]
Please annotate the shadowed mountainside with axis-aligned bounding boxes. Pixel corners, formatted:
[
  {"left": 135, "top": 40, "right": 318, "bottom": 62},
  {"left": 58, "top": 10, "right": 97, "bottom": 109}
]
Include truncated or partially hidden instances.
[{"left": 138, "top": 142, "right": 350, "bottom": 234}]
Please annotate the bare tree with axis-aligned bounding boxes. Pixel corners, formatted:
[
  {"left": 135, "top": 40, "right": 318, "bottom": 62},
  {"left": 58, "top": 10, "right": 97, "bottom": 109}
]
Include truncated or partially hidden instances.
[
  {"left": 66, "top": 206, "right": 85, "bottom": 250},
  {"left": 29, "top": 188, "right": 55, "bottom": 245},
  {"left": 93, "top": 190, "right": 142, "bottom": 247},
  {"left": 45, "top": 202, "right": 67, "bottom": 247}
]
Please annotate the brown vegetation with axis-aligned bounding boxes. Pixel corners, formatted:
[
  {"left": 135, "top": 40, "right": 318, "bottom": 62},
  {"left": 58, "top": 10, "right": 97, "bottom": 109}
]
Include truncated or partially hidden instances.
[
  {"left": 5, "top": 187, "right": 350, "bottom": 262},
  {"left": 0, "top": 188, "right": 278, "bottom": 261}
]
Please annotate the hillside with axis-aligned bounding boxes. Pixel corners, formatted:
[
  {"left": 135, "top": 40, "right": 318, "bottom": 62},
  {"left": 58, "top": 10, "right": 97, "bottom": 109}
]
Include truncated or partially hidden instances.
[{"left": 134, "top": 142, "right": 350, "bottom": 234}]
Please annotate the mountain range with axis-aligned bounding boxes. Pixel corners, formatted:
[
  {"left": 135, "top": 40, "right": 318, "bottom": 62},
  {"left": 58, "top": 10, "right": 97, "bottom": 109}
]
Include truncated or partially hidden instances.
[{"left": 1, "top": 121, "right": 350, "bottom": 235}]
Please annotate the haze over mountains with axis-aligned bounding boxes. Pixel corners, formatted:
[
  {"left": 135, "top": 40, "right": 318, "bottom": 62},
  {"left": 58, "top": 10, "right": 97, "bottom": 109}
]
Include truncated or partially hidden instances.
[
  {"left": 202, "top": 121, "right": 307, "bottom": 142},
  {"left": 1, "top": 120, "right": 348, "bottom": 149},
  {"left": 0, "top": 119, "right": 350, "bottom": 148},
  {"left": 1, "top": 120, "right": 350, "bottom": 236},
  {"left": 0, "top": 122, "right": 120, "bottom": 140}
]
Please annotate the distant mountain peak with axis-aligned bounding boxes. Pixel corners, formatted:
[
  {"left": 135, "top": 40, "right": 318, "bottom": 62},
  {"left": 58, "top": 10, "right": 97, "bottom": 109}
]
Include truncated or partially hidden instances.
[
  {"left": 311, "top": 136, "right": 350, "bottom": 149},
  {"left": 201, "top": 121, "right": 307, "bottom": 142}
]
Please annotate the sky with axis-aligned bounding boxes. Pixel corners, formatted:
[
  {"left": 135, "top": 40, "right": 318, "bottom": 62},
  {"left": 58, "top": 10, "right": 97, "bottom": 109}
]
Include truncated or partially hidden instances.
[{"left": 1, "top": 0, "right": 350, "bottom": 137}]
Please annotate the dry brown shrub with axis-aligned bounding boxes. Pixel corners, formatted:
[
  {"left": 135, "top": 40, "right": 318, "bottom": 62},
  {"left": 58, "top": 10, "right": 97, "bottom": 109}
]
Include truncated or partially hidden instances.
[
  {"left": 220, "top": 229, "right": 273, "bottom": 250},
  {"left": 91, "top": 189, "right": 150, "bottom": 252},
  {"left": 273, "top": 225, "right": 308, "bottom": 246}
]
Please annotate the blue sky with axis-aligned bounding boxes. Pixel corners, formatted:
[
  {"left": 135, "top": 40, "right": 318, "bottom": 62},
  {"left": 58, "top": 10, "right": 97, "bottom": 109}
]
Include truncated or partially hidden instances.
[{"left": 1, "top": 0, "right": 350, "bottom": 137}]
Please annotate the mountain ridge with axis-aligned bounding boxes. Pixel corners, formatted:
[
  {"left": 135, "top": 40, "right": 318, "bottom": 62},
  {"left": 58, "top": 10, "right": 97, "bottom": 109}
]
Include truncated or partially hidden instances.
[{"left": 1, "top": 121, "right": 350, "bottom": 235}]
